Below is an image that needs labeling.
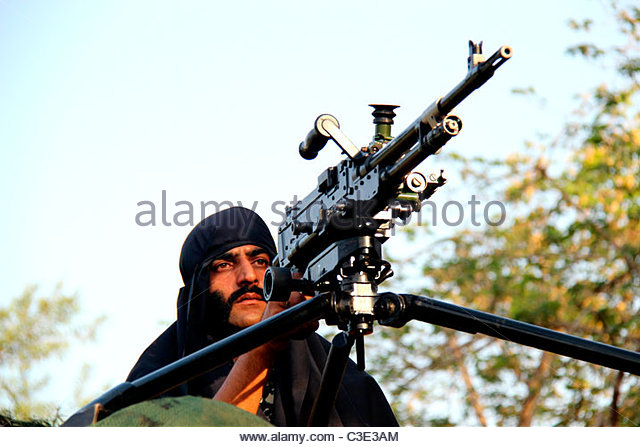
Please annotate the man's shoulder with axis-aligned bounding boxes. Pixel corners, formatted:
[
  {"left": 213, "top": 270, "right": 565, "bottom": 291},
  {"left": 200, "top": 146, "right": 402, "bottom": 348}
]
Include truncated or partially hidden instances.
[{"left": 126, "top": 322, "right": 179, "bottom": 382}]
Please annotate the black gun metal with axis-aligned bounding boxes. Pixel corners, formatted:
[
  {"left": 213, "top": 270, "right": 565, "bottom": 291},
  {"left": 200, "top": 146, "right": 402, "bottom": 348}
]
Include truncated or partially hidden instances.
[{"left": 376, "top": 293, "right": 640, "bottom": 376}]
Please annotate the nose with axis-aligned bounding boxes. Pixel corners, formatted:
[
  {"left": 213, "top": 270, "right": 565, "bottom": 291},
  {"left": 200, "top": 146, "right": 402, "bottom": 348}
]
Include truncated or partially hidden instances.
[{"left": 235, "top": 257, "right": 259, "bottom": 286}]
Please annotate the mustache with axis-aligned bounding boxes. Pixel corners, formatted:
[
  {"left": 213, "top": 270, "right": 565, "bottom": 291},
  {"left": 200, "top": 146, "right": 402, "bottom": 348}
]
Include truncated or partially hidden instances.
[{"left": 228, "top": 285, "right": 265, "bottom": 306}]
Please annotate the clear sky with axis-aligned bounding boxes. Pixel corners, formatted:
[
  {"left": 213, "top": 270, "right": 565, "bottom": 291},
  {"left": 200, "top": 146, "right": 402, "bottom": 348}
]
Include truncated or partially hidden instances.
[{"left": 0, "top": 0, "right": 620, "bottom": 417}]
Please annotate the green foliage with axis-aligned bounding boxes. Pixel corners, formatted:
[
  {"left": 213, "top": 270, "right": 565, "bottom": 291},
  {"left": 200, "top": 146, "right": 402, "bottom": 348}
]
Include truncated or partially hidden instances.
[
  {"left": 0, "top": 408, "right": 61, "bottom": 427},
  {"left": 0, "top": 285, "right": 104, "bottom": 422},
  {"left": 368, "top": 3, "right": 640, "bottom": 426}
]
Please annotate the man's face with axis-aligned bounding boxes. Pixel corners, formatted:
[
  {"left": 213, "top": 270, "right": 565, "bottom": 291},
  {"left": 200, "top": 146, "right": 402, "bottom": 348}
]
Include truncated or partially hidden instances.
[{"left": 208, "top": 244, "right": 271, "bottom": 329}]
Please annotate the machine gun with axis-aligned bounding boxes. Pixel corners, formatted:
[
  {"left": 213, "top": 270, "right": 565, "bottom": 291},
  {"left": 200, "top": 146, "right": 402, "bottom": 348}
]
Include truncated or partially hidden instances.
[
  {"left": 264, "top": 41, "right": 512, "bottom": 353},
  {"left": 63, "top": 41, "right": 640, "bottom": 427}
]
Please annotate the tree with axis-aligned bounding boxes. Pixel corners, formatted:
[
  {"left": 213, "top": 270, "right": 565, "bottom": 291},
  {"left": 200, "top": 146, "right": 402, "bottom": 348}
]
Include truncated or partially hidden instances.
[
  {"left": 0, "top": 285, "right": 103, "bottom": 422},
  {"left": 368, "top": 3, "right": 640, "bottom": 426}
]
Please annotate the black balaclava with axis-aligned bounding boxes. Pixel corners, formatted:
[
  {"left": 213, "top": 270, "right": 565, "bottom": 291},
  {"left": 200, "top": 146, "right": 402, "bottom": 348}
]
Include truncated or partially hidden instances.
[{"left": 175, "top": 207, "right": 276, "bottom": 357}]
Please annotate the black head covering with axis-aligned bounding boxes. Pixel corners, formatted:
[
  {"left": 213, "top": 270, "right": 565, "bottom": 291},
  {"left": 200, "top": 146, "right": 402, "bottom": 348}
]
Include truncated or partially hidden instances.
[
  {"left": 179, "top": 206, "right": 276, "bottom": 284},
  {"left": 175, "top": 207, "right": 277, "bottom": 357}
]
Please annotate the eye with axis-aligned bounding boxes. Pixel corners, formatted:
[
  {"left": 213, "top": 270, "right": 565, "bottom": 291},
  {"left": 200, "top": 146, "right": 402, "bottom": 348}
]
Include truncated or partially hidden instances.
[
  {"left": 253, "top": 257, "right": 270, "bottom": 267},
  {"left": 211, "top": 261, "right": 232, "bottom": 273}
]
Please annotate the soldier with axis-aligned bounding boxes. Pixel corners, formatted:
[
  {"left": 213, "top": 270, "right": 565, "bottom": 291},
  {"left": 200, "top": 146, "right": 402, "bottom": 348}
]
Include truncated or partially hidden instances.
[{"left": 127, "top": 207, "right": 398, "bottom": 426}]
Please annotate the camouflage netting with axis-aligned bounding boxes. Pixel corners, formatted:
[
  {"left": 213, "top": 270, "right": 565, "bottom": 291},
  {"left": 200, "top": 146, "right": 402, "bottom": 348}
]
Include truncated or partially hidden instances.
[{"left": 93, "top": 396, "right": 273, "bottom": 427}]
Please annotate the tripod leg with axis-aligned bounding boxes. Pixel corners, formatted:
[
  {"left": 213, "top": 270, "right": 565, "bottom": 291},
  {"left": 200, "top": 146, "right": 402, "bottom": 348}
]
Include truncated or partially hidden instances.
[
  {"left": 356, "top": 334, "right": 366, "bottom": 371},
  {"left": 307, "top": 331, "right": 354, "bottom": 426}
]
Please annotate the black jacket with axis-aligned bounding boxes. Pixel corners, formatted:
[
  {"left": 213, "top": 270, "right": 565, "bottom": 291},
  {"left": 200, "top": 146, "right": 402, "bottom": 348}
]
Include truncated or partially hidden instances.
[{"left": 127, "top": 324, "right": 399, "bottom": 427}]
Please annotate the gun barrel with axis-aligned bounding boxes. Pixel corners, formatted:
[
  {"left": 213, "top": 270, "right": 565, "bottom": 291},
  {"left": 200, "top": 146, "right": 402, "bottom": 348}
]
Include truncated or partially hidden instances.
[
  {"left": 358, "top": 44, "right": 511, "bottom": 178},
  {"left": 383, "top": 115, "right": 462, "bottom": 182},
  {"left": 439, "top": 45, "right": 512, "bottom": 114}
]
